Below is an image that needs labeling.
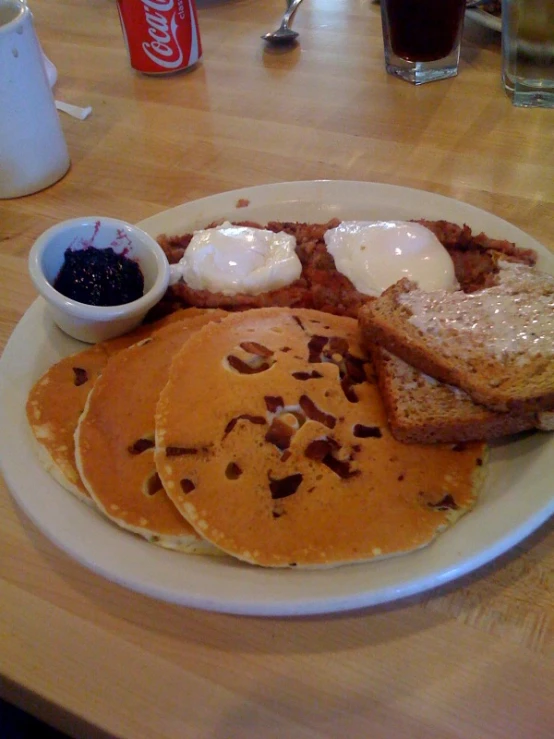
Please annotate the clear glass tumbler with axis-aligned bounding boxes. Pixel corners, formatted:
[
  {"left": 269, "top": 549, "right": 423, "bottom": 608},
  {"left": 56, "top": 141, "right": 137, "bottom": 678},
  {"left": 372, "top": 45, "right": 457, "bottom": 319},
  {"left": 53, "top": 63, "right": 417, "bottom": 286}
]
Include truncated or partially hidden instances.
[
  {"left": 502, "top": 0, "right": 554, "bottom": 108},
  {"left": 380, "top": 0, "right": 467, "bottom": 85}
]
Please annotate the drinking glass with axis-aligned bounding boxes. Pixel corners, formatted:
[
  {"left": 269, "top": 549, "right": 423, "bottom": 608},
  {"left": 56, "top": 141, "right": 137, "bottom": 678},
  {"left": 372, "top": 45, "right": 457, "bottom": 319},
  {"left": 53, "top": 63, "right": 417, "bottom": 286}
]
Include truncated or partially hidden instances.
[
  {"left": 502, "top": 0, "right": 554, "bottom": 108},
  {"left": 380, "top": 0, "right": 467, "bottom": 85}
]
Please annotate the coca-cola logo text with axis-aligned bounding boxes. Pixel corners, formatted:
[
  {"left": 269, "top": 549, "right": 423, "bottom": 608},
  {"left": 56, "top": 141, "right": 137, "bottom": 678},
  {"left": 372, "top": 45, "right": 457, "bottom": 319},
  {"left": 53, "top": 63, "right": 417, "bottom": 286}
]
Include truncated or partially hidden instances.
[{"left": 141, "top": 0, "right": 185, "bottom": 70}]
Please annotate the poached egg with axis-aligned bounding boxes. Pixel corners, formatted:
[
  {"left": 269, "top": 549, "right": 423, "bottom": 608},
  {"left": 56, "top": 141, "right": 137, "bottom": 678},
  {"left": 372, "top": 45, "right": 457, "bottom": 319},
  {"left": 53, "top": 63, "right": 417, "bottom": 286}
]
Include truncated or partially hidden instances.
[
  {"left": 173, "top": 222, "right": 301, "bottom": 296},
  {"left": 324, "top": 220, "right": 458, "bottom": 296}
]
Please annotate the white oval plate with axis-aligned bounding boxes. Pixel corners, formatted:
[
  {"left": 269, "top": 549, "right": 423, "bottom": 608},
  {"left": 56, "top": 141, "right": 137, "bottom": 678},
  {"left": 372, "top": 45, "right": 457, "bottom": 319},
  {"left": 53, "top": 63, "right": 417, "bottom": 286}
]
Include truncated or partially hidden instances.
[{"left": 1, "top": 180, "right": 553, "bottom": 616}]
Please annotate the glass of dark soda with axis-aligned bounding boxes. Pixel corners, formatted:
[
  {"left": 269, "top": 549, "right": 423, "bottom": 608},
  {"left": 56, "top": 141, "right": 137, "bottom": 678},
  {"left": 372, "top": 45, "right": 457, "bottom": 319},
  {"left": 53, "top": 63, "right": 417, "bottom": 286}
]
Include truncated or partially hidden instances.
[{"left": 380, "top": 0, "right": 467, "bottom": 84}]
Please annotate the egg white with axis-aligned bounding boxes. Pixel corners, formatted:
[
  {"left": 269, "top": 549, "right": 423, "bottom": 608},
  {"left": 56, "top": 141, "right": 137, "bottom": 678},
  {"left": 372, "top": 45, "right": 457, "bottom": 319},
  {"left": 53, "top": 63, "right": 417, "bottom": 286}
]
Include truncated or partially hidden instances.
[
  {"left": 324, "top": 221, "right": 458, "bottom": 296},
  {"left": 174, "top": 222, "right": 301, "bottom": 296}
]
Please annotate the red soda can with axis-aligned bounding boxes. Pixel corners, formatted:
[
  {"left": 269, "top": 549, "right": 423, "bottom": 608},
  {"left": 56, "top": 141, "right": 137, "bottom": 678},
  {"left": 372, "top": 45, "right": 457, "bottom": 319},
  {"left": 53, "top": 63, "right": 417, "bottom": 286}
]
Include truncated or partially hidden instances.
[{"left": 116, "top": 0, "right": 202, "bottom": 75}]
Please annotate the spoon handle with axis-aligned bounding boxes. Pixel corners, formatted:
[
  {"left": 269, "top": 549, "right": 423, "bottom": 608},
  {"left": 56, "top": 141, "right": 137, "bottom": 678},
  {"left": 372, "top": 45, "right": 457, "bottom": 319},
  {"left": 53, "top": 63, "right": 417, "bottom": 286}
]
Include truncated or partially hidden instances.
[{"left": 282, "top": 0, "right": 305, "bottom": 28}]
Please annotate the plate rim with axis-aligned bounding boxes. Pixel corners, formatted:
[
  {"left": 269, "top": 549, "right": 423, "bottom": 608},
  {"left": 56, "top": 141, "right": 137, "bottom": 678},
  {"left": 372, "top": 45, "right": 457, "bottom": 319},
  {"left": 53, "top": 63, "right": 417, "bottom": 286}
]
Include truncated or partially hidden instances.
[
  {"left": 1, "top": 178, "right": 553, "bottom": 617},
  {"left": 466, "top": 8, "right": 502, "bottom": 33}
]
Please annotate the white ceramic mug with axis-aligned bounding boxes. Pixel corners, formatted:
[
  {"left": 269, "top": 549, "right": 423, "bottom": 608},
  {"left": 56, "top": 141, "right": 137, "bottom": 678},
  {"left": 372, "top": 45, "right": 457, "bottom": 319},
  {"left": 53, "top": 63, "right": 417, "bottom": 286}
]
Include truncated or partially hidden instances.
[{"left": 0, "top": 0, "right": 70, "bottom": 198}]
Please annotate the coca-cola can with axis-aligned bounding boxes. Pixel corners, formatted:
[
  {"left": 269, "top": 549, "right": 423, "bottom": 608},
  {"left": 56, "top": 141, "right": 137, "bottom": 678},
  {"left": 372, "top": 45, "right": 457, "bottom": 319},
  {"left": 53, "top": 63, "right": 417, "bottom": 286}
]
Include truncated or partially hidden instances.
[{"left": 116, "top": 0, "right": 202, "bottom": 75}]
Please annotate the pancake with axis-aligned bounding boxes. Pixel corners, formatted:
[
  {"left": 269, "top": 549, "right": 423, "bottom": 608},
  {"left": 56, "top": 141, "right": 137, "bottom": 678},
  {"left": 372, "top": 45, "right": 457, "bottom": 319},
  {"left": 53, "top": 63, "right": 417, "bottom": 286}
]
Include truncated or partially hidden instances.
[
  {"left": 26, "top": 308, "right": 207, "bottom": 503},
  {"left": 155, "top": 308, "right": 487, "bottom": 568},
  {"left": 74, "top": 311, "right": 227, "bottom": 552}
]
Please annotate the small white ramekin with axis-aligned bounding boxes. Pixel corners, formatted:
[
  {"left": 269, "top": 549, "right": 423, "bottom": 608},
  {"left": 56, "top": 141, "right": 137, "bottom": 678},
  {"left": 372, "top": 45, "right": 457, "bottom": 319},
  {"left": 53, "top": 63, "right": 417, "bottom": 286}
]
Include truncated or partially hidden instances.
[{"left": 28, "top": 216, "right": 170, "bottom": 343}]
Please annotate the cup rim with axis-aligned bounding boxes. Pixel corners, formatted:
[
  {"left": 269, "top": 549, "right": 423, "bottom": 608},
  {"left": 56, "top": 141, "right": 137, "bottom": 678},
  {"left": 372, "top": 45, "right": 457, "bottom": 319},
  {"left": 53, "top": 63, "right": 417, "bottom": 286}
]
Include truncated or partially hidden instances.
[{"left": 28, "top": 216, "right": 170, "bottom": 321}]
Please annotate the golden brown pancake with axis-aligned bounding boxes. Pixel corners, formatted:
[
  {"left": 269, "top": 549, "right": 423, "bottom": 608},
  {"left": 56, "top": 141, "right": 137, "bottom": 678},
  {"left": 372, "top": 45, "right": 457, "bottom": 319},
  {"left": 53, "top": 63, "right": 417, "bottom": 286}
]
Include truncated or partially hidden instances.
[
  {"left": 74, "top": 311, "right": 227, "bottom": 551},
  {"left": 155, "top": 308, "right": 487, "bottom": 568},
  {"left": 26, "top": 309, "right": 207, "bottom": 503}
]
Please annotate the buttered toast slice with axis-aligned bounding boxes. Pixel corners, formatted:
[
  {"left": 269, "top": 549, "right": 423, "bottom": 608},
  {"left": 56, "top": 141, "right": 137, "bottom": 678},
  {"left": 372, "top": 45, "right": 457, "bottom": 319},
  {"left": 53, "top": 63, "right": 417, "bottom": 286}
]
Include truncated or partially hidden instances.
[
  {"left": 371, "top": 346, "right": 543, "bottom": 444},
  {"left": 359, "top": 260, "right": 554, "bottom": 415}
]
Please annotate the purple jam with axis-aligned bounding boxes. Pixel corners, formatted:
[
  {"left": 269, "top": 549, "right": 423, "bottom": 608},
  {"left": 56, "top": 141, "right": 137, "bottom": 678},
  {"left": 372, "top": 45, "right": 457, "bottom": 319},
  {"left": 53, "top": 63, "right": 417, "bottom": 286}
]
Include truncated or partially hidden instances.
[{"left": 53, "top": 246, "right": 144, "bottom": 306}]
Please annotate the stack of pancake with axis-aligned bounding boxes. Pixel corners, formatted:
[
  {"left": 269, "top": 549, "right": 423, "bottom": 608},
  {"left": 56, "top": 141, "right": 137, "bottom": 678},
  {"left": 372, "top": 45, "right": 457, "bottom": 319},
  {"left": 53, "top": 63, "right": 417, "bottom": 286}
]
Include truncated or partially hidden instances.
[{"left": 26, "top": 305, "right": 486, "bottom": 568}]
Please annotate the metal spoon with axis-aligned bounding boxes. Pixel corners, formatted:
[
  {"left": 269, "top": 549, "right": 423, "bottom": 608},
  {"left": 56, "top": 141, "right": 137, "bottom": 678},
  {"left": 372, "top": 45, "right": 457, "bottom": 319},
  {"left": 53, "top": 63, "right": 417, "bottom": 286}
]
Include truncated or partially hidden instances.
[
  {"left": 465, "top": 0, "right": 493, "bottom": 8},
  {"left": 262, "top": 0, "right": 305, "bottom": 44}
]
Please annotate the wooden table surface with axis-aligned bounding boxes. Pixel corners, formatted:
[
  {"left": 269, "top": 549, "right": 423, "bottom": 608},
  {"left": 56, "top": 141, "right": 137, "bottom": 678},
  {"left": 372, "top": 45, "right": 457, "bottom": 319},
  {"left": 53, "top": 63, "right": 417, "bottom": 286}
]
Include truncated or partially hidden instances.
[{"left": 1, "top": 1, "right": 553, "bottom": 737}]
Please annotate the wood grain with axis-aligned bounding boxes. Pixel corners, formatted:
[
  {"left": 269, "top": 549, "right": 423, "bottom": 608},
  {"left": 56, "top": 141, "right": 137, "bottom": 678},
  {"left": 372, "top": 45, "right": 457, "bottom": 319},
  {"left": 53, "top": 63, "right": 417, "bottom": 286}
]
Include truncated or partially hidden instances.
[{"left": 0, "top": 1, "right": 553, "bottom": 738}]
